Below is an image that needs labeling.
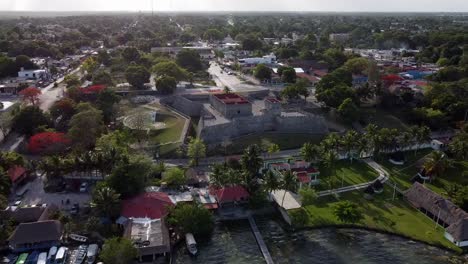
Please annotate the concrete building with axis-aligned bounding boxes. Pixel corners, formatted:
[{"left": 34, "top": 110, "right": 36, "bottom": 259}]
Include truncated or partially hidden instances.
[
  {"left": 18, "top": 68, "right": 50, "bottom": 80},
  {"left": 160, "top": 93, "right": 329, "bottom": 144},
  {"left": 238, "top": 54, "right": 277, "bottom": 66},
  {"left": 210, "top": 93, "right": 252, "bottom": 119},
  {"left": 124, "top": 218, "right": 171, "bottom": 261}
]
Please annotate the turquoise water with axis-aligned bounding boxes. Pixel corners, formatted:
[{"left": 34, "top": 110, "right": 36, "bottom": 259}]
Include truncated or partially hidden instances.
[{"left": 173, "top": 216, "right": 460, "bottom": 264}]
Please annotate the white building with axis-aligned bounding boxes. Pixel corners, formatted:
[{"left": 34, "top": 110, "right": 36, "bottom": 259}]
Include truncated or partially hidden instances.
[
  {"left": 238, "top": 54, "right": 277, "bottom": 66},
  {"left": 18, "top": 68, "right": 50, "bottom": 80}
]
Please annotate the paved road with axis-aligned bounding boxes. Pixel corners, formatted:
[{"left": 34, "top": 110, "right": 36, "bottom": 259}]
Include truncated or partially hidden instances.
[{"left": 207, "top": 62, "right": 269, "bottom": 93}]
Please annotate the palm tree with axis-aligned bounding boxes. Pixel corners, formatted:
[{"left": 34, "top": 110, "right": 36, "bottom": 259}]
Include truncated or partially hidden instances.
[
  {"left": 241, "top": 144, "right": 263, "bottom": 177},
  {"left": 365, "top": 124, "right": 379, "bottom": 156},
  {"left": 341, "top": 130, "right": 359, "bottom": 162},
  {"left": 267, "top": 144, "right": 280, "bottom": 158},
  {"left": 423, "top": 151, "right": 452, "bottom": 180},
  {"left": 264, "top": 170, "right": 281, "bottom": 194},
  {"left": 322, "top": 150, "right": 338, "bottom": 189},
  {"left": 92, "top": 186, "right": 121, "bottom": 218},
  {"left": 281, "top": 170, "right": 298, "bottom": 207},
  {"left": 300, "top": 142, "right": 320, "bottom": 163},
  {"left": 416, "top": 126, "right": 431, "bottom": 154},
  {"left": 399, "top": 131, "right": 413, "bottom": 151},
  {"left": 323, "top": 133, "right": 341, "bottom": 153}
]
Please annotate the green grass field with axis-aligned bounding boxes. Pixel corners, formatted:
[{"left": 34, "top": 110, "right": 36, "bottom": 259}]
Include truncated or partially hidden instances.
[
  {"left": 298, "top": 187, "right": 462, "bottom": 252},
  {"left": 315, "top": 160, "right": 379, "bottom": 191},
  {"left": 379, "top": 149, "right": 468, "bottom": 196}
]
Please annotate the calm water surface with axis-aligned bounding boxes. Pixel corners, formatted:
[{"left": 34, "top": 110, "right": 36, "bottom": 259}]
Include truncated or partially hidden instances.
[{"left": 173, "top": 216, "right": 460, "bottom": 264}]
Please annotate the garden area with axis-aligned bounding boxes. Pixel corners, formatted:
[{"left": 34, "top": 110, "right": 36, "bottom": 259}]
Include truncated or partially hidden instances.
[{"left": 295, "top": 187, "right": 462, "bottom": 252}]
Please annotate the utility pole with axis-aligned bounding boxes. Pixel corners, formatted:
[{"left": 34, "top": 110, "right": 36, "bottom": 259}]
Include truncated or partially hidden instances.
[{"left": 392, "top": 183, "right": 396, "bottom": 201}]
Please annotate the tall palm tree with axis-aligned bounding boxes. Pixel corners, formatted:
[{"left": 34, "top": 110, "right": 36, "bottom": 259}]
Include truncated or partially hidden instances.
[
  {"left": 92, "top": 186, "right": 121, "bottom": 218},
  {"left": 323, "top": 133, "right": 341, "bottom": 153},
  {"left": 264, "top": 170, "right": 281, "bottom": 194},
  {"left": 341, "top": 130, "right": 359, "bottom": 162},
  {"left": 416, "top": 126, "right": 431, "bottom": 154},
  {"left": 281, "top": 170, "right": 298, "bottom": 207},
  {"left": 241, "top": 144, "right": 263, "bottom": 177},
  {"left": 322, "top": 150, "right": 338, "bottom": 189},
  {"left": 300, "top": 142, "right": 320, "bottom": 163},
  {"left": 365, "top": 124, "right": 379, "bottom": 156},
  {"left": 423, "top": 151, "right": 452, "bottom": 180},
  {"left": 399, "top": 131, "right": 413, "bottom": 151}
]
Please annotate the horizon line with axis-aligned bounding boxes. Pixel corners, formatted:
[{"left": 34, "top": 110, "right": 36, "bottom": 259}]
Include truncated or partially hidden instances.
[{"left": 1, "top": 10, "right": 468, "bottom": 14}]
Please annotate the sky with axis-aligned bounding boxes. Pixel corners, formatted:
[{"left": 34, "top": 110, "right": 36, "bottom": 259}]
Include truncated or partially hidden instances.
[{"left": 1, "top": 0, "right": 468, "bottom": 12}]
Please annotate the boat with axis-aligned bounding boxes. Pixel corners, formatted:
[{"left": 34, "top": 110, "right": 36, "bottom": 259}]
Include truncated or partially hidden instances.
[
  {"left": 36, "top": 253, "right": 47, "bottom": 264},
  {"left": 47, "top": 246, "right": 57, "bottom": 263},
  {"left": 69, "top": 234, "right": 88, "bottom": 243},
  {"left": 54, "top": 247, "right": 69, "bottom": 264},
  {"left": 73, "top": 245, "right": 88, "bottom": 264},
  {"left": 86, "top": 244, "right": 99, "bottom": 264},
  {"left": 15, "top": 254, "right": 28, "bottom": 264},
  {"left": 185, "top": 233, "right": 198, "bottom": 255},
  {"left": 25, "top": 252, "right": 39, "bottom": 264}
]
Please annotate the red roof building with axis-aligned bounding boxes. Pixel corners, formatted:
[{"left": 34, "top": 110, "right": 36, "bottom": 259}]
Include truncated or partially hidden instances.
[
  {"left": 210, "top": 186, "right": 250, "bottom": 205},
  {"left": 121, "top": 192, "right": 174, "bottom": 220},
  {"left": 8, "top": 166, "right": 27, "bottom": 185},
  {"left": 213, "top": 93, "right": 250, "bottom": 105}
]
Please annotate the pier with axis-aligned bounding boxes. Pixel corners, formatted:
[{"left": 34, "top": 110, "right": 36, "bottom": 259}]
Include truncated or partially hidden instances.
[{"left": 248, "top": 215, "right": 274, "bottom": 264}]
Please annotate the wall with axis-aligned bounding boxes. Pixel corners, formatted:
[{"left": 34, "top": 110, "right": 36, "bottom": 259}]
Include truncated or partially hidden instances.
[{"left": 199, "top": 111, "right": 328, "bottom": 143}]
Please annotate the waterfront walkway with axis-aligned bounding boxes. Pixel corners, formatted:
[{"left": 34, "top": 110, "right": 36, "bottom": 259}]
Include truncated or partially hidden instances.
[{"left": 248, "top": 215, "right": 274, "bottom": 264}]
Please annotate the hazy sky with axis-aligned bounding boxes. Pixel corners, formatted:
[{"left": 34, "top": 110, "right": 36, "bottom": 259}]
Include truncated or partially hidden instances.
[{"left": 1, "top": 0, "right": 468, "bottom": 12}]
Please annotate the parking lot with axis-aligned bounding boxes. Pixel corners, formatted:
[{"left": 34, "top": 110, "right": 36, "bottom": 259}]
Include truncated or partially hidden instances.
[{"left": 16, "top": 176, "right": 91, "bottom": 209}]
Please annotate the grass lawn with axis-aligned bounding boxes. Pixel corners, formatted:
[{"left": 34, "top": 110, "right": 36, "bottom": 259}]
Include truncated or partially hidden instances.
[
  {"left": 299, "top": 187, "right": 462, "bottom": 252},
  {"left": 148, "top": 112, "right": 186, "bottom": 143},
  {"left": 314, "top": 160, "right": 379, "bottom": 191},
  {"left": 226, "top": 133, "right": 324, "bottom": 155},
  {"left": 378, "top": 149, "right": 468, "bottom": 196}
]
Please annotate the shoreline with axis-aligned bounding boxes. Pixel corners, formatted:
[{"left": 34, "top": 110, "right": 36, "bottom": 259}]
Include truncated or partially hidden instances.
[{"left": 290, "top": 224, "right": 466, "bottom": 255}]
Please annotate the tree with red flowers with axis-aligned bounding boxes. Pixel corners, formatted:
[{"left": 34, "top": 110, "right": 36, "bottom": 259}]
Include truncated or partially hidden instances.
[
  {"left": 19, "top": 87, "right": 42, "bottom": 106},
  {"left": 28, "top": 131, "right": 71, "bottom": 154}
]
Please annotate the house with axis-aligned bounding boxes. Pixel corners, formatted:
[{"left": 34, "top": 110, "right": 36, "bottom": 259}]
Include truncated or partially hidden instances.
[
  {"left": 120, "top": 192, "right": 174, "bottom": 220},
  {"left": 266, "top": 159, "right": 320, "bottom": 187},
  {"left": 405, "top": 182, "right": 468, "bottom": 247},
  {"left": 238, "top": 54, "right": 277, "bottom": 67},
  {"left": 2, "top": 204, "right": 57, "bottom": 223},
  {"left": 8, "top": 166, "right": 28, "bottom": 187},
  {"left": 8, "top": 220, "right": 63, "bottom": 252},
  {"left": 210, "top": 186, "right": 250, "bottom": 207},
  {"left": 18, "top": 68, "right": 50, "bottom": 80},
  {"left": 124, "top": 218, "right": 171, "bottom": 261},
  {"left": 193, "top": 188, "right": 218, "bottom": 210}
]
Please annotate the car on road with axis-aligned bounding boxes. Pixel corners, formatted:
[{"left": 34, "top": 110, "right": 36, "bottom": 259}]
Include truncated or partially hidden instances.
[
  {"left": 79, "top": 182, "right": 88, "bottom": 193},
  {"left": 13, "top": 200, "right": 22, "bottom": 207}
]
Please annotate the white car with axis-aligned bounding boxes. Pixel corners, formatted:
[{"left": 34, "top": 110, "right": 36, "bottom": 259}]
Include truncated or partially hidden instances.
[
  {"left": 13, "top": 200, "right": 22, "bottom": 207},
  {"left": 79, "top": 182, "right": 88, "bottom": 193}
]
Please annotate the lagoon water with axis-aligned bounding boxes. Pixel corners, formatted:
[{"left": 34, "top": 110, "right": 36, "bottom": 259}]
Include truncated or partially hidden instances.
[{"left": 173, "top": 216, "right": 459, "bottom": 264}]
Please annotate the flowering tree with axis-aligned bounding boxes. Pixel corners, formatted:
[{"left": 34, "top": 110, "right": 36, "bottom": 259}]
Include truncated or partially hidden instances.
[
  {"left": 19, "top": 87, "right": 42, "bottom": 106},
  {"left": 28, "top": 132, "right": 71, "bottom": 154},
  {"left": 81, "top": 85, "right": 106, "bottom": 94}
]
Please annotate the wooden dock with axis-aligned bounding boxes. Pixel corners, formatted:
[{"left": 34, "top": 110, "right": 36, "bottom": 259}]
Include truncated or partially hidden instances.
[{"left": 248, "top": 215, "right": 274, "bottom": 264}]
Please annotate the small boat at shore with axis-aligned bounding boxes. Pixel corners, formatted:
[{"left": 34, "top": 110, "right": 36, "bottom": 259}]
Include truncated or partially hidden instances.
[
  {"left": 69, "top": 234, "right": 88, "bottom": 243},
  {"left": 73, "top": 245, "right": 88, "bottom": 264},
  {"left": 185, "top": 233, "right": 198, "bottom": 256}
]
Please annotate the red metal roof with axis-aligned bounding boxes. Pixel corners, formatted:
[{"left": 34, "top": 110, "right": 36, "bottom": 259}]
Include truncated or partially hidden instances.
[
  {"left": 297, "top": 173, "right": 312, "bottom": 183},
  {"left": 210, "top": 186, "right": 250, "bottom": 203},
  {"left": 291, "top": 167, "right": 319, "bottom": 174},
  {"left": 121, "top": 192, "right": 174, "bottom": 220},
  {"left": 8, "top": 166, "right": 26, "bottom": 183},
  {"left": 213, "top": 93, "right": 250, "bottom": 105}
]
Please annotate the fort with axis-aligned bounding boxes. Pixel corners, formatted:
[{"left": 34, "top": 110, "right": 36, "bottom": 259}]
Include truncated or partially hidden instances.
[{"left": 161, "top": 92, "right": 328, "bottom": 144}]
